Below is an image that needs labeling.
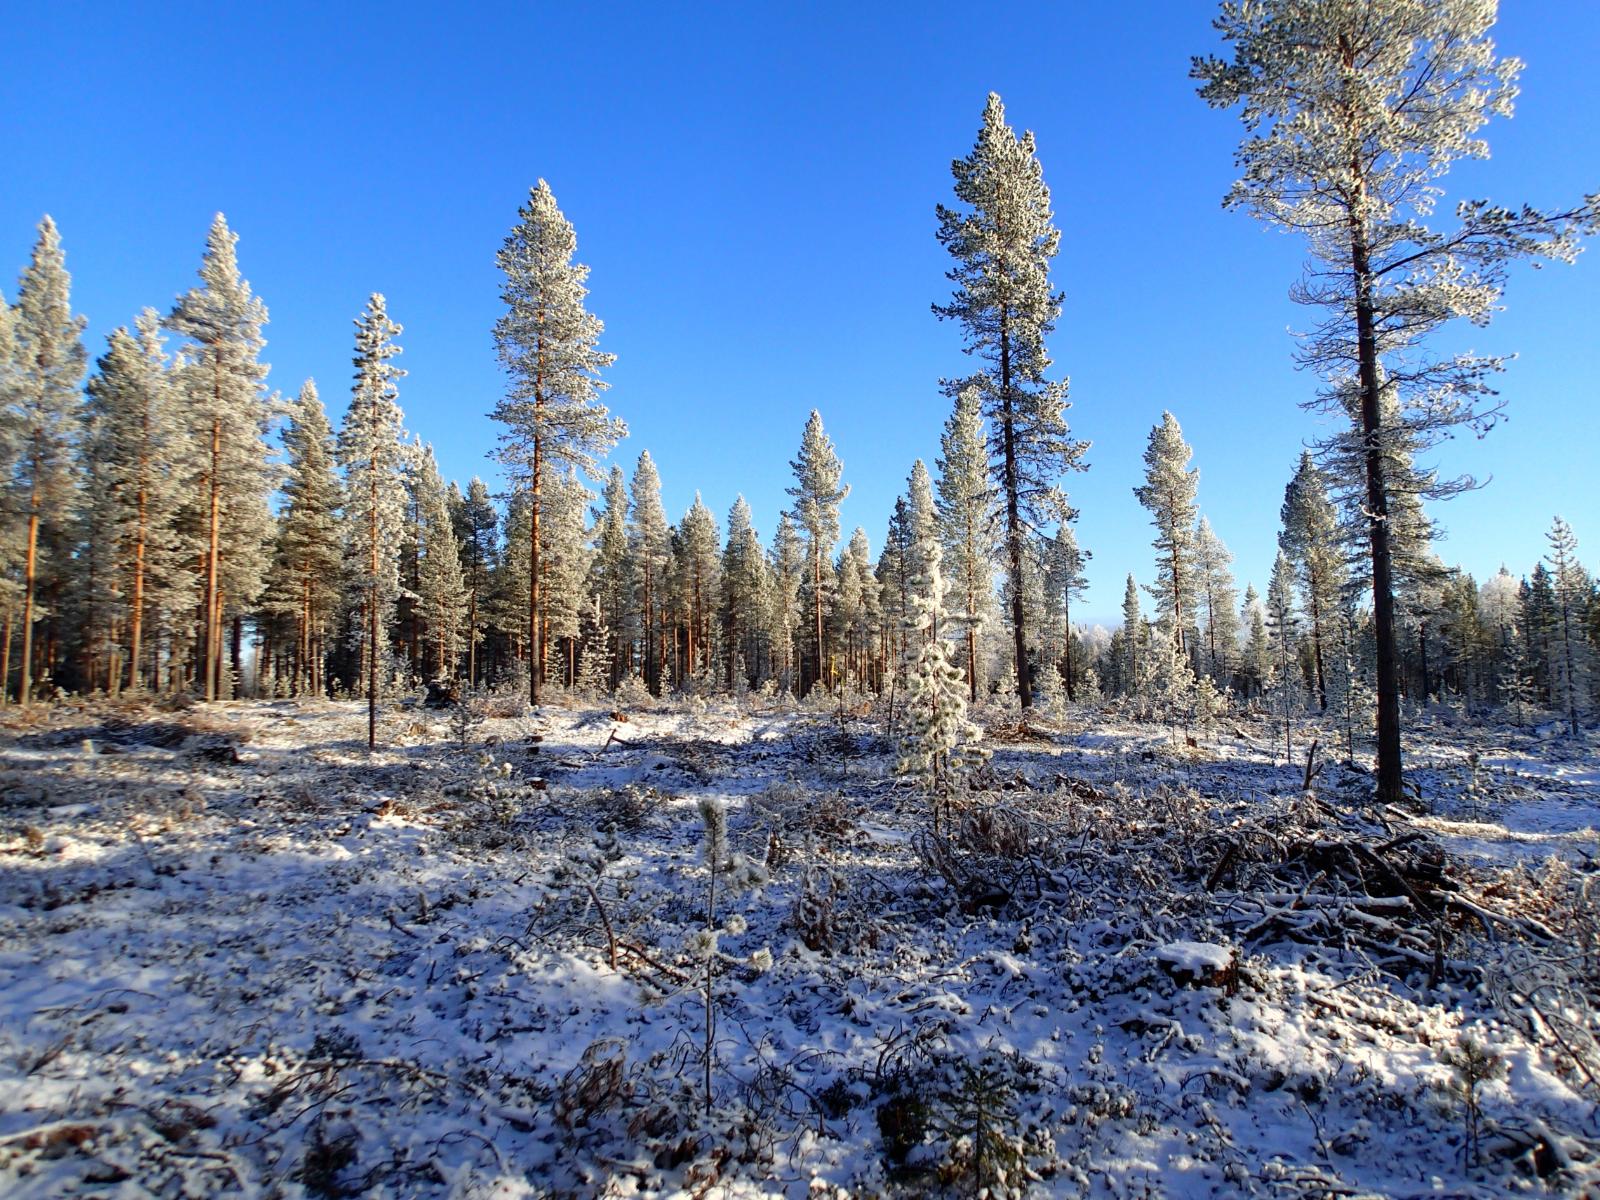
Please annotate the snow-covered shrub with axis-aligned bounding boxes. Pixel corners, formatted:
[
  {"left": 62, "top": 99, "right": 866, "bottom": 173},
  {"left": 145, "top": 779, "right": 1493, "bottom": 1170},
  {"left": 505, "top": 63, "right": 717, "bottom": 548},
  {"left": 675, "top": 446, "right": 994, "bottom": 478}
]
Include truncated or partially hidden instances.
[
  {"left": 575, "top": 782, "right": 662, "bottom": 833},
  {"left": 787, "top": 864, "right": 879, "bottom": 954},
  {"left": 447, "top": 690, "right": 485, "bottom": 749},
  {"left": 614, "top": 672, "right": 652, "bottom": 711}
]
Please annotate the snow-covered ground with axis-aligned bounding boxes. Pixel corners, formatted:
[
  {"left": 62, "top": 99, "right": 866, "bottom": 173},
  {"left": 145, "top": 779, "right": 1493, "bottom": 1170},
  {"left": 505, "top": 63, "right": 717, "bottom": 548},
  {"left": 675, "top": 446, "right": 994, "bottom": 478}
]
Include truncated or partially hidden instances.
[{"left": 1, "top": 697, "right": 1596, "bottom": 1197}]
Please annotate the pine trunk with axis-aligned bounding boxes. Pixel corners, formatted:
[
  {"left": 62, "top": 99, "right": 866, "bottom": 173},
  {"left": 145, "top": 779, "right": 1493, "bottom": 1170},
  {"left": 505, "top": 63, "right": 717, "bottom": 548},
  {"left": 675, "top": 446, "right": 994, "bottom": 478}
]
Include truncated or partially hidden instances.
[
  {"left": 1350, "top": 210, "right": 1404, "bottom": 804},
  {"left": 999, "top": 322, "right": 1032, "bottom": 709}
]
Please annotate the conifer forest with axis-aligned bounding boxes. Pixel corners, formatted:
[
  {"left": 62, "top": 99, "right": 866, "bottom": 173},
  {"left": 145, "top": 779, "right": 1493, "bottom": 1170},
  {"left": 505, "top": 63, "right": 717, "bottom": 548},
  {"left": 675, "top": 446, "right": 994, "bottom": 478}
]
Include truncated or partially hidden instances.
[{"left": 3, "top": 3, "right": 1600, "bottom": 1197}]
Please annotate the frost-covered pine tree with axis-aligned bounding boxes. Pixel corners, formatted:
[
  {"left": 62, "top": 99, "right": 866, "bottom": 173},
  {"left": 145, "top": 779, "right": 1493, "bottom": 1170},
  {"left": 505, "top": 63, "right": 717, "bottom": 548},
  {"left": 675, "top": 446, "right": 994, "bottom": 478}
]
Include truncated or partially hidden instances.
[
  {"left": 1328, "top": 611, "right": 1377, "bottom": 765},
  {"left": 675, "top": 494, "right": 721, "bottom": 685},
  {"left": 628, "top": 451, "right": 671, "bottom": 695},
  {"left": 84, "top": 313, "right": 194, "bottom": 692},
  {"left": 769, "top": 511, "right": 805, "bottom": 695},
  {"left": 1196, "top": 0, "right": 1598, "bottom": 800},
  {"left": 1280, "top": 451, "right": 1346, "bottom": 711},
  {"left": 936, "top": 386, "right": 995, "bottom": 703},
  {"left": 539, "top": 470, "right": 593, "bottom": 687},
  {"left": 166, "top": 214, "right": 273, "bottom": 701},
  {"left": 590, "top": 465, "right": 630, "bottom": 687},
  {"left": 271, "top": 381, "right": 342, "bottom": 695},
  {"left": 9, "top": 218, "right": 87, "bottom": 703},
  {"left": 413, "top": 446, "right": 466, "bottom": 680},
  {"left": 1194, "top": 517, "right": 1238, "bottom": 687},
  {"left": 0, "top": 293, "right": 20, "bottom": 696},
  {"left": 1120, "top": 575, "right": 1143, "bottom": 701},
  {"left": 574, "top": 592, "right": 612, "bottom": 697},
  {"left": 877, "top": 500, "right": 913, "bottom": 693},
  {"left": 903, "top": 459, "right": 938, "bottom": 627},
  {"left": 786, "top": 410, "right": 848, "bottom": 694},
  {"left": 1240, "top": 584, "right": 1272, "bottom": 703},
  {"left": 897, "top": 528, "right": 987, "bottom": 821},
  {"left": 842, "top": 527, "right": 881, "bottom": 694},
  {"left": 1265, "top": 551, "right": 1303, "bottom": 763},
  {"left": 491, "top": 490, "right": 533, "bottom": 676},
  {"left": 337, "top": 295, "right": 413, "bottom": 749},
  {"left": 1134, "top": 412, "right": 1200, "bottom": 660},
  {"left": 720, "top": 497, "right": 769, "bottom": 692},
  {"left": 492, "top": 181, "right": 624, "bottom": 704},
  {"left": 936, "top": 93, "right": 1089, "bottom": 708},
  {"left": 452, "top": 477, "right": 498, "bottom": 686},
  {"left": 1544, "top": 517, "right": 1590, "bottom": 733},
  {"left": 1147, "top": 621, "right": 1198, "bottom": 736},
  {"left": 1044, "top": 520, "right": 1087, "bottom": 702}
]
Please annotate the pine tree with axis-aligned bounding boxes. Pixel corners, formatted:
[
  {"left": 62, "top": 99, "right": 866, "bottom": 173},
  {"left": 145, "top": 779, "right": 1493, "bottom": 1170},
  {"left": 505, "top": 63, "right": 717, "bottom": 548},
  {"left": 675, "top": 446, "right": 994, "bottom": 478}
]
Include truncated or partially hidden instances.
[
  {"left": 414, "top": 446, "right": 466, "bottom": 679},
  {"left": 1265, "top": 551, "right": 1302, "bottom": 763},
  {"left": 786, "top": 411, "right": 848, "bottom": 694},
  {"left": 453, "top": 477, "right": 499, "bottom": 686},
  {"left": 896, "top": 524, "right": 986, "bottom": 821},
  {"left": 84, "top": 313, "right": 195, "bottom": 693},
  {"left": 935, "top": 93, "right": 1089, "bottom": 708},
  {"left": 492, "top": 180, "right": 624, "bottom": 704},
  {"left": 936, "top": 386, "right": 995, "bottom": 703},
  {"left": 165, "top": 214, "right": 274, "bottom": 701},
  {"left": 1238, "top": 584, "right": 1271, "bottom": 702},
  {"left": 1044, "top": 522, "right": 1087, "bottom": 701},
  {"left": 628, "top": 451, "right": 671, "bottom": 694},
  {"left": 1194, "top": 517, "right": 1238, "bottom": 687},
  {"left": 676, "top": 494, "right": 721, "bottom": 684},
  {"left": 720, "top": 497, "right": 769, "bottom": 692},
  {"left": 1196, "top": 0, "right": 1599, "bottom": 801},
  {"left": 1120, "top": 574, "right": 1143, "bottom": 700},
  {"left": 591, "top": 464, "right": 630, "bottom": 687},
  {"left": 1280, "top": 451, "right": 1346, "bottom": 711},
  {"left": 494, "top": 490, "right": 533, "bottom": 675},
  {"left": 272, "top": 381, "right": 342, "bottom": 695},
  {"left": 903, "top": 459, "right": 938, "bottom": 624},
  {"left": 574, "top": 592, "right": 612, "bottom": 696},
  {"left": 1134, "top": 412, "right": 1200, "bottom": 658},
  {"left": 1544, "top": 517, "right": 1590, "bottom": 733},
  {"left": 877, "top": 499, "right": 914, "bottom": 695},
  {"left": 539, "top": 470, "right": 593, "bottom": 687},
  {"left": 338, "top": 294, "right": 413, "bottom": 749},
  {"left": 9, "top": 218, "right": 87, "bottom": 703},
  {"left": 770, "top": 512, "right": 805, "bottom": 694}
]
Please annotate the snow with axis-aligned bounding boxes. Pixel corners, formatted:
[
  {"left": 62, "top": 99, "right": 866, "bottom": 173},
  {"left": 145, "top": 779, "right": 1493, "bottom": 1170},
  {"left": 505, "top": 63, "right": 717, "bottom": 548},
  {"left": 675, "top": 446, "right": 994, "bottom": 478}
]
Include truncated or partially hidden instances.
[
  {"left": 1154, "top": 941, "right": 1236, "bottom": 974},
  {"left": 1, "top": 697, "right": 1597, "bottom": 1197}
]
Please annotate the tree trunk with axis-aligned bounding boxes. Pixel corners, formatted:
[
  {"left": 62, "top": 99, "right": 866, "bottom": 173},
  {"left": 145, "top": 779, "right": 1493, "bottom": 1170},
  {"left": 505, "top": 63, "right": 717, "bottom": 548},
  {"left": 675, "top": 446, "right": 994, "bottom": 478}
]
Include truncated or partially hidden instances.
[
  {"left": 1308, "top": 577, "right": 1329, "bottom": 711},
  {"left": 368, "top": 469, "right": 380, "bottom": 750},
  {"left": 1350, "top": 215, "right": 1404, "bottom": 803},
  {"left": 998, "top": 311, "right": 1032, "bottom": 709},
  {"left": 529, "top": 440, "right": 542, "bottom": 707}
]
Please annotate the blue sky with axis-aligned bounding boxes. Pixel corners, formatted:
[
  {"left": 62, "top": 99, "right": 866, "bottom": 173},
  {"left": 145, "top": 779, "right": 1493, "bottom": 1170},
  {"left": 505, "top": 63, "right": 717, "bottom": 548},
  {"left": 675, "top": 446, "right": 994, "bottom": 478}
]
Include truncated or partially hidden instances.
[{"left": 3, "top": 2, "right": 1596, "bottom": 623}]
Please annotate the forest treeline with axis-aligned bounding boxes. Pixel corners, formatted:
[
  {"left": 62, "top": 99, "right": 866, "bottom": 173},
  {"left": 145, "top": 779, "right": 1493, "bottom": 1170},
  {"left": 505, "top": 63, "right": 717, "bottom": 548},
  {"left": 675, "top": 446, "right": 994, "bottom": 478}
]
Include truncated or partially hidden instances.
[{"left": 2, "top": 3, "right": 1596, "bottom": 783}]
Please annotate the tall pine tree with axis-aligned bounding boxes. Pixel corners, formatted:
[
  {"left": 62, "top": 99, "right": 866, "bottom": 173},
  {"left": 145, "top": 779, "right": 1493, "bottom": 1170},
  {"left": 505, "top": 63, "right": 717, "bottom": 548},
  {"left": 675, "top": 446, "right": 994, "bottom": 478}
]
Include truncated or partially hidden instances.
[
  {"left": 935, "top": 93, "right": 1089, "bottom": 708},
  {"left": 492, "top": 181, "right": 623, "bottom": 705}
]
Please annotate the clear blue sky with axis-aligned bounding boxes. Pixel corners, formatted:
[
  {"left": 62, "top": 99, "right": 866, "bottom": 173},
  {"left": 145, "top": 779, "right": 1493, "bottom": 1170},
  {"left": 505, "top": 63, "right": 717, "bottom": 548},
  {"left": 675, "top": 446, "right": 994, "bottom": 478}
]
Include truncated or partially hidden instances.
[{"left": 3, "top": 2, "right": 1596, "bottom": 623}]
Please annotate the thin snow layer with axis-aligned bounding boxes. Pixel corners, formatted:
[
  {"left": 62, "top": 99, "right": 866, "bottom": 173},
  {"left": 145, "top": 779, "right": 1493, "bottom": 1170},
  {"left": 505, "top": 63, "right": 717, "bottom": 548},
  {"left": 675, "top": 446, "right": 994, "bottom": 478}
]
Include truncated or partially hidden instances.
[{"left": 0, "top": 698, "right": 1595, "bottom": 1198}]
